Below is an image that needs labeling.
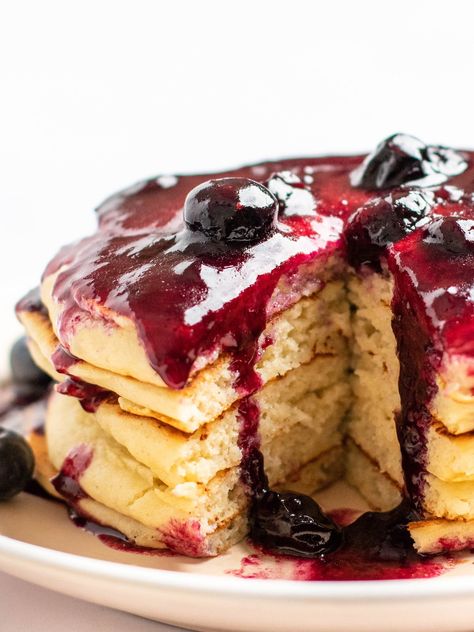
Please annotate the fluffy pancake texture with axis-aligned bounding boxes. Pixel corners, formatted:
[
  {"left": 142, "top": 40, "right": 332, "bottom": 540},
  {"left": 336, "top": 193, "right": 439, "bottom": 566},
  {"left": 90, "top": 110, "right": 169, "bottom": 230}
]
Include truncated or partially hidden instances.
[
  {"left": 21, "top": 276, "right": 349, "bottom": 432},
  {"left": 42, "top": 375, "right": 346, "bottom": 554},
  {"left": 23, "top": 268, "right": 352, "bottom": 554}
]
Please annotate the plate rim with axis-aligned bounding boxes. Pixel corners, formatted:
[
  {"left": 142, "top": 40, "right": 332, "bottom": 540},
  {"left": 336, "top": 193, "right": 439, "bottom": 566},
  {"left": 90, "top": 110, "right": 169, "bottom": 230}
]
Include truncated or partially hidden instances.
[{"left": 1, "top": 531, "right": 474, "bottom": 603}]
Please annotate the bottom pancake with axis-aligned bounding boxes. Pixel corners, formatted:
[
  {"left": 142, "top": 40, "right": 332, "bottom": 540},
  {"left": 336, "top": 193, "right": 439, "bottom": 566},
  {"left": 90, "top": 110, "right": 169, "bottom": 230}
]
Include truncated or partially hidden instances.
[
  {"left": 34, "top": 385, "right": 345, "bottom": 556},
  {"left": 30, "top": 427, "right": 343, "bottom": 555},
  {"left": 33, "top": 425, "right": 474, "bottom": 557}
]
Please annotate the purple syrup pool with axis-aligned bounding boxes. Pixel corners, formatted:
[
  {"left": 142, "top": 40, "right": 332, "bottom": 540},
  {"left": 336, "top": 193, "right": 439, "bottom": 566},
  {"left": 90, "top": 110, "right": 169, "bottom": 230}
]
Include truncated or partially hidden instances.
[
  {"left": 230, "top": 505, "right": 456, "bottom": 581},
  {"left": 229, "top": 546, "right": 453, "bottom": 581}
]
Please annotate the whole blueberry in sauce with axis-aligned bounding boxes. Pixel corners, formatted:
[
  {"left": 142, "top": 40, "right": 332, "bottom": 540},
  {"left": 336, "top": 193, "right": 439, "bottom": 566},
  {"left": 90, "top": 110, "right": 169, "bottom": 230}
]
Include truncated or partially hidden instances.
[
  {"left": 351, "top": 133, "right": 467, "bottom": 190},
  {"left": 184, "top": 177, "right": 278, "bottom": 243},
  {"left": 345, "top": 189, "right": 434, "bottom": 268},
  {"left": 266, "top": 171, "right": 317, "bottom": 216},
  {"left": 250, "top": 489, "right": 343, "bottom": 557},
  {"left": 422, "top": 216, "right": 474, "bottom": 255}
]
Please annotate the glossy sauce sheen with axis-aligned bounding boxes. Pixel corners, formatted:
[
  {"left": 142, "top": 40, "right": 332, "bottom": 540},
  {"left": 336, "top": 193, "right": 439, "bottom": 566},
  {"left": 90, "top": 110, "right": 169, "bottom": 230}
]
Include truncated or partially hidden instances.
[
  {"left": 38, "top": 155, "right": 474, "bottom": 392},
  {"left": 40, "top": 158, "right": 365, "bottom": 390},
  {"left": 20, "top": 145, "right": 474, "bottom": 565}
]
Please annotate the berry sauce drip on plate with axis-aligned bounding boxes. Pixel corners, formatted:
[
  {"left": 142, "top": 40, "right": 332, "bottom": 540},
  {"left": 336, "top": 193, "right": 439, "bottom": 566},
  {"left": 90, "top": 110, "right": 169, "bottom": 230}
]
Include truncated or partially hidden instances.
[{"left": 13, "top": 133, "right": 474, "bottom": 569}]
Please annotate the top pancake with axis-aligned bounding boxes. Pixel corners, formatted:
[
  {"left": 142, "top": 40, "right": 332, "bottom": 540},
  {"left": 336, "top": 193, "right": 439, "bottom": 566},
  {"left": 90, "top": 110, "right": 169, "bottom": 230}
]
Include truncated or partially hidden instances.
[
  {"left": 24, "top": 157, "right": 368, "bottom": 392},
  {"left": 16, "top": 149, "right": 474, "bottom": 431}
]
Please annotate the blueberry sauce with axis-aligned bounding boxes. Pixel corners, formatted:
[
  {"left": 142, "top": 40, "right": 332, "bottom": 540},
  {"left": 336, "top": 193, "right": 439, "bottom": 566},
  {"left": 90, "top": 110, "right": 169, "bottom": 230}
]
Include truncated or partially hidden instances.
[
  {"left": 389, "top": 215, "right": 474, "bottom": 506},
  {"left": 159, "top": 519, "right": 208, "bottom": 557},
  {"left": 266, "top": 171, "right": 317, "bottom": 217},
  {"left": 237, "top": 389, "right": 420, "bottom": 563},
  {"left": 51, "top": 344, "right": 79, "bottom": 373},
  {"left": 250, "top": 490, "right": 343, "bottom": 557},
  {"left": 36, "top": 159, "right": 363, "bottom": 390},
  {"left": 344, "top": 189, "right": 434, "bottom": 270},
  {"left": 236, "top": 397, "right": 264, "bottom": 492},
  {"left": 236, "top": 396, "right": 344, "bottom": 557},
  {"left": 14, "top": 135, "right": 474, "bottom": 564},
  {"left": 230, "top": 503, "right": 455, "bottom": 581},
  {"left": 229, "top": 546, "right": 453, "bottom": 581},
  {"left": 15, "top": 287, "right": 48, "bottom": 317},
  {"left": 56, "top": 377, "right": 110, "bottom": 413},
  {"left": 97, "top": 536, "right": 177, "bottom": 556},
  {"left": 68, "top": 507, "right": 177, "bottom": 556},
  {"left": 184, "top": 177, "right": 278, "bottom": 243},
  {"left": 51, "top": 444, "right": 93, "bottom": 502}
]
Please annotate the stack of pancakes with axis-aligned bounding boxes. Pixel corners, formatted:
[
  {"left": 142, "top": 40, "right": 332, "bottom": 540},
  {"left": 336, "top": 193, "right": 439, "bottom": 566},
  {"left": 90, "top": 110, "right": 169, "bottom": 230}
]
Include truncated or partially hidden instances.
[{"left": 16, "top": 146, "right": 474, "bottom": 557}]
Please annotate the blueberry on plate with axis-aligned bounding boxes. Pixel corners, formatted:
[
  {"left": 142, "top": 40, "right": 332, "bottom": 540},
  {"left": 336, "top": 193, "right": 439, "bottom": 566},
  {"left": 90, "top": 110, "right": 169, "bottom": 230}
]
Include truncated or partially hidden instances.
[
  {"left": 351, "top": 133, "right": 467, "bottom": 190},
  {"left": 250, "top": 489, "right": 343, "bottom": 557},
  {"left": 10, "top": 337, "right": 51, "bottom": 400},
  {"left": 184, "top": 177, "right": 278, "bottom": 243},
  {"left": 0, "top": 428, "right": 35, "bottom": 500}
]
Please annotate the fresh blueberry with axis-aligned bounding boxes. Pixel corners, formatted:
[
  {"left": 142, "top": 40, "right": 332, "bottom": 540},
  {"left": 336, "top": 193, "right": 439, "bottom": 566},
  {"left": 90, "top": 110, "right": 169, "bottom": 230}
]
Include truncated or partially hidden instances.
[
  {"left": 351, "top": 133, "right": 467, "bottom": 190},
  {"left": 250, "top": 490, "right": 343, "bottom": 557},
  {"left": 10, "top": 337, "right": 51, "bottom": 401},
  {"left": 266, "top": 171, "right": 316, "bottom": 216},
  {"left": 0, "top": 428, "right": 35, "bottom": 500},
  {"left": 422, "top": 216, "right": 474, "bottom": 255},
  {"left": 345, "top": 189, "right": 434, "bottom": 268},
  {"left": 184, "top": 178, "right": 278, "bottom": 243}
]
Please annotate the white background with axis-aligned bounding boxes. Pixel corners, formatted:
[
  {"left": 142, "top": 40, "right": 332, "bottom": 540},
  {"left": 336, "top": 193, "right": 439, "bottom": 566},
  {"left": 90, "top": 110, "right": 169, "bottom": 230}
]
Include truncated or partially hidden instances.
[
  {"left": 1, "top": 0, "right": 474, "bottom": 628},
  {"left": 2, "top": 0, "right": 474, "bottom": 369},
  {"left": 3, "top": 0, "right": 474, "bottom": 372}
]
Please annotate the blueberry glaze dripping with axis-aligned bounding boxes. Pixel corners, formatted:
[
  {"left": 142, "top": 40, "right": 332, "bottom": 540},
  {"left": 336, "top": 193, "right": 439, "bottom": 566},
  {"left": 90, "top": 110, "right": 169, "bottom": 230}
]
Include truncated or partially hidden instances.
[
  {"left": 51, "top": 444, "right": 93, "bottom": 503},
  {"left": 244, "top": 440, "right": 420, "bottom": 561},
  {"left": 250, "top": 489, "right": 343, "bottom": 557},
  {"left": 35, "top": 158, "right": 362, "bottom": 390},
  {"left": 237, "top": 397, "right": 341, "bottom": 557},
  {"left": 56, "top": 377, "right": 110, "bottom": 413},
  {"left": 237, "top": 398, "right": 410, "bottom": 561}
]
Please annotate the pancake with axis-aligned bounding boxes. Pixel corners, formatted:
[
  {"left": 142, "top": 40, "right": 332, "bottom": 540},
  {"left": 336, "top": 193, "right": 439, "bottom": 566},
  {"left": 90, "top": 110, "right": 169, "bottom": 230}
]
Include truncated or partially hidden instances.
[
  {"left": 37, "top": 388, "right": 344, "bottom": 555},
  {"left": 20, "top": 278, "right": 350, "bottom": 431}
]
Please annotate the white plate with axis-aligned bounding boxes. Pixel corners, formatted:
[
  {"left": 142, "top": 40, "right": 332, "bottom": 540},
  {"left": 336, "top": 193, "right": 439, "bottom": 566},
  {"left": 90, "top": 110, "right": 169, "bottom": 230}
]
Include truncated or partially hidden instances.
[{"left": 1, "top": 482, "right": 474, "bottom": 632}]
